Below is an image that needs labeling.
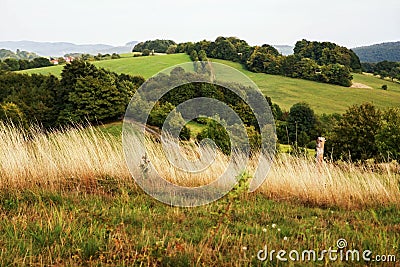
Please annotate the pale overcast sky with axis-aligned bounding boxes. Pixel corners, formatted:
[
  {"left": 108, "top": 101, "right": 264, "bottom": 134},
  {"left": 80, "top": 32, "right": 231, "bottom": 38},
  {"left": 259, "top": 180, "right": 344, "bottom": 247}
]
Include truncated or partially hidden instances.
[{"left": 1, "top": 0, "right": 399, "bottom": 48}]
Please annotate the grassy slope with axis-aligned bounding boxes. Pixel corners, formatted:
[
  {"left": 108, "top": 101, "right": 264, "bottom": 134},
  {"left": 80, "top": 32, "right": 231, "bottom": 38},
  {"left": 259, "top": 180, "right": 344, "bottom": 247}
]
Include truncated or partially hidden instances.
[
  {"left": 21, "top": 54, "right": 400, "bottom": 114},
  {"left": 20, "top": 53, "right": 191, "bottom": 79},
  {"left": 211, "top": 59, "right": 400, "bottom": 114}
]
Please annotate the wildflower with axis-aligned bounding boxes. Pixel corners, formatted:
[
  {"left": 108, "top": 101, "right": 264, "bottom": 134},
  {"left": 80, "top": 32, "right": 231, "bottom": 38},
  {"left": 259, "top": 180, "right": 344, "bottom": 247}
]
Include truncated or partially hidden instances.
[
  {"left": 272, "top": 223, "right": 277, "bottom": 228},
  {"left": 283, "top": 236, "right": 288, "bottom": 241},
  {"left": 242, "top": 246, "right": 247, "bottom": 251},
  {"left": 277, "top": 228, "right": 281, "bottom": 232},
  {"left": 262, "top": 228, "right": 267, "bottom": 232}
]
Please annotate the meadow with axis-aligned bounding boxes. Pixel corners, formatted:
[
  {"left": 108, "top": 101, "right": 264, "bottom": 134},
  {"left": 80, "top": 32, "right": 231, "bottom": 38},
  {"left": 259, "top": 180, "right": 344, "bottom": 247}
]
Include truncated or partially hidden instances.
[
  {"left": 0, "top": 122, "right": 398, "bottom": 266},
  {"left": 10, "top": 54, "right": 400, "bottom": 266},
  {"left": 20, "top": 53, "right": 191, "bottom": 79},
  {"left": 21, "top": 54, "right": 400, "bottom": 114}
]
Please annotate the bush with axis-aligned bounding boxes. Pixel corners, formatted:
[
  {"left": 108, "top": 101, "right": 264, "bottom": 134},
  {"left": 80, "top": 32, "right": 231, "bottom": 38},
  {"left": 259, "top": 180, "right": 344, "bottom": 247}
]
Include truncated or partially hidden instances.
[
  {"left": 166, "top": 45, "right": 177, "bottom": 54},
  {"left": 142, "top": 49, "right": 151, "bottom": 56},
  {"left": 382, "top": 84, "right": 388, "bottom": 90},
  {"left": 375, "top": 108, "right": 400, "bottom": 160},
  {"left": 111, "top": 53, "right": 120, "bottom": 59},
  {"left": 287, "top": 102, "right": 317, "bottom": 145},
  {"left": 197, "top": 119, "right": 231, "bottom": 155},
  {"left": 329, "top": 103, "right": 381, "bottom": 161},
  {"left": 307, "top": 140, "right": 317, "bottom": 149},
  {"left": 0, "top": 102, "right": 27, "bottom": 127}
]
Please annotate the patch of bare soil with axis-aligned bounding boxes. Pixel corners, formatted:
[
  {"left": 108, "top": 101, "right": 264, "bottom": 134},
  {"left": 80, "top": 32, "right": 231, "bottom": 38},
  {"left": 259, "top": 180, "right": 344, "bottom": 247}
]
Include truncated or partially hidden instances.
[{"left": 351, "top": 82, "right": 372, "bottom": 89}]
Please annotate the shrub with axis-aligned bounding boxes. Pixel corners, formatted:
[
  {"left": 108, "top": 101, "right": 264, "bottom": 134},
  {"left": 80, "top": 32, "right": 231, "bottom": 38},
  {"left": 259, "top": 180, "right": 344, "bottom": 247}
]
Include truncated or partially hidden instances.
[
  {"left": 329, "top": 103, "right": 381, "bottom": 161},
  {"left": 375, "top": 108, "right": 400, "bottom": 160},
  {"left": 142, "top": 49, "right": 151, "bottom": 56}
]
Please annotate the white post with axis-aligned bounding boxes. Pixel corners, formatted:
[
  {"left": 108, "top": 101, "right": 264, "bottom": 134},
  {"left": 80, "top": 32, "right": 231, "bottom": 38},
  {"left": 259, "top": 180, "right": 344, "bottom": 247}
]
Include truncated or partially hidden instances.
[{"left": 316, "top": 137, "right": 326, "bottom": 164}]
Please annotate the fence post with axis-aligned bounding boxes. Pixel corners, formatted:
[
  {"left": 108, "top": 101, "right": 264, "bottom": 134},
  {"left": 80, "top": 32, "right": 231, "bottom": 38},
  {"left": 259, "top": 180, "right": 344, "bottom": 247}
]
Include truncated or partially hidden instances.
[{"left": 316, "top": 137, "right": 326, "bottom": 164}]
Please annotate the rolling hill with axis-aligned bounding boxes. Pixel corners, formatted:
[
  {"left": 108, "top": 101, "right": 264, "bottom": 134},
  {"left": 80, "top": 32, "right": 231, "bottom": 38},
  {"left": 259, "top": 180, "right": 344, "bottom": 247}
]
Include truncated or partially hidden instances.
[
  {"left": 20, "top": 53, "right": 400, "bottom": 114},
  {"left": 352, "top": 41, "right": 400, "bottom": 62}
]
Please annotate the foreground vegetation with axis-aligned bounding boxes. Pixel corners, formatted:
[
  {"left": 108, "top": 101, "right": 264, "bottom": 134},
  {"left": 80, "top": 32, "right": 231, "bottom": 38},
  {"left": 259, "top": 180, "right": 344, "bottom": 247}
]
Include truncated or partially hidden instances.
[
  {"left": 1, "top": 186, "right": 398, "bottom": 266},
  {"left": 0, "top": 123, "right": 398, "bottom": 265},
  {"left": 1, "top": 122, "right": 397, "bottom": 208}
]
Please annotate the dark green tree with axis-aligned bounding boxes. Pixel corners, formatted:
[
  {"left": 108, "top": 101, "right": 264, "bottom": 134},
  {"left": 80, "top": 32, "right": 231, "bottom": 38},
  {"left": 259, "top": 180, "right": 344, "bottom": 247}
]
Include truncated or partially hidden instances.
[
  {"left": 246, "top": 46, "right": 278, "bottom": 73},
  {"left": 142, "top": 49, "right": 151, "bottom": 56},
  {"left": 3, "top": 58, "right": 20, "bottom": 71},
  {"left": 329, "top": 103, "right": 381, "bottom": 161},
  {"left": 190, "top": 50, "right": 198, "bottom": 61},
  {"left": 31, "top": 57, "right": 52, "bottom": 68},
  {"left": 319, "top": 63, "right": 352, "bottom": 87},
  {"left": 166, "top": 45, "right": 177, "bottom": 54},
  {"left": 287, "top": 102, "right": 318, "bottom": 146},
  {"left": 0, "top": 102, "right": 27, "bottom": 127},
  {"left": 133, "top": 39, "right": 176, "bottom": 53},
  {"left": 59, "top": 71, "right": 130, "bottom": 123},
  {"left": 197, "top": 118, "right": 231, "bottom": 155},
  {"left": 375, "top": 108, "right": 400, "bottom": 161}
]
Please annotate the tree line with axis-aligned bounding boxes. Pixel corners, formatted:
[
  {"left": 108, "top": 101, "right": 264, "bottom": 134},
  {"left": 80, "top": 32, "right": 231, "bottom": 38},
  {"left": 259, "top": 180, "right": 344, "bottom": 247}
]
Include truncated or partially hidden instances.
[
  {"left": 0, "top": 57, "right": 52, "bottom": 71},
  {"left": 361, "top": 60, "right": 400, "bottom": 82},
  {"left": 0, "top": 60, "right": 144, "bottom": 128},
  {"left": 185, "top": 37, "right": 360, "bottom": 87},
  {"left": 0, "top": 48, "right": 38, "bottom": 60},
  {"left": 275, "top": 102, "right": 400, "bottom": 162},
  {"left": 133, "top": 37, "right": 361, "bottom": 87},
  {"left": 132, "top": 40, "right": 177, "bottom": 53}
]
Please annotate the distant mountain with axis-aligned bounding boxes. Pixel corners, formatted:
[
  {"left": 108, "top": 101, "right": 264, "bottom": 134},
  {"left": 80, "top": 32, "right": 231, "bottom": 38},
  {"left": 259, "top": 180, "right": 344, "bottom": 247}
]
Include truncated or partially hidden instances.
[
  {"left": 0, "top": 41, "right": 138, "bottom": 57},
  {"left": 352, "top": 41, "right": 400, "bottom": 62},
  {"left": 273, "top": 45, "right": 294, "bottom": 55}
]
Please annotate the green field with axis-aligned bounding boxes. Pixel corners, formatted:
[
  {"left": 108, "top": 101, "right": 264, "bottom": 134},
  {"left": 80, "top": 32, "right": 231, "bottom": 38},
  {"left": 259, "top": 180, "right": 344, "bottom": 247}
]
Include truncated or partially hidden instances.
[
  {"left": 210, "top": 59, "right": 400, "bottom": 114},
  {"left": 21, "top": 54, "right": 400, "bottom": 114},
  {"left": 21, "top": 53, "right": 191, "bottom": 79}
]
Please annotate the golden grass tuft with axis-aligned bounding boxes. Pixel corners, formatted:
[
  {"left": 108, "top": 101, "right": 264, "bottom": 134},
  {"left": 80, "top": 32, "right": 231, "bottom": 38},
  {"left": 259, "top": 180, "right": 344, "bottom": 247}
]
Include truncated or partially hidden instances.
[
  {"left": 263, "top": 154, "right": 400, "bottom": 208},
  {"left": 0, "top": 122, "right": 130, "bottom": 190},
  {"left": 0, "top": 122, "right": 399, "bottom": 208}
]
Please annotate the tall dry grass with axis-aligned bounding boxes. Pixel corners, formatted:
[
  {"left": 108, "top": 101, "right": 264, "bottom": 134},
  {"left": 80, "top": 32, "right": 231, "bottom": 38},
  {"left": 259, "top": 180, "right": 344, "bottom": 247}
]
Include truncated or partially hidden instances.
[
  {"left": 263, "top": 154, "right": 400, "bottom": 208},
  {"left": 0, "top": 122, "right": 130, "bottom": 190},
  {"left": 0, "top": 122, "right": 399, "bottom": 208}
]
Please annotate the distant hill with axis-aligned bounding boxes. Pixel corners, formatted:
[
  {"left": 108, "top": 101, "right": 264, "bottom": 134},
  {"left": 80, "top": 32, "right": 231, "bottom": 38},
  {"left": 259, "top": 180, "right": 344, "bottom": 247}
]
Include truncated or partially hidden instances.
[
  {"left": 0, "top": 41, "right": 138, "bottom": 57},
  {"left": 0, "top": 48, "right": 39, "bottom": 60},
  {"left": 352, "top": 41, "right": 400, "bottom": 62},
  {"left": 273, "top": 45, "right": 294, "bottom": 55}
]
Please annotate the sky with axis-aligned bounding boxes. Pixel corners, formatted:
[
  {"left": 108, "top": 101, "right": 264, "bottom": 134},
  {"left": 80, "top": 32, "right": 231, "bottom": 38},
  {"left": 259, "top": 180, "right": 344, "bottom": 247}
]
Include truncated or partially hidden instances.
[{"left": 1, "top": 0, "right": 399, "bottom": 48}]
